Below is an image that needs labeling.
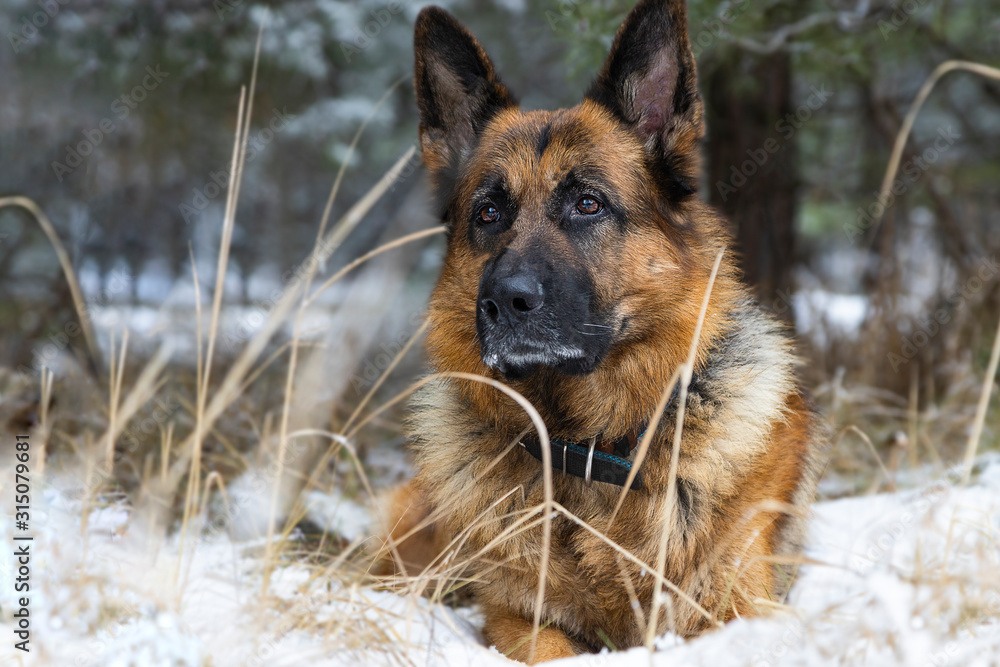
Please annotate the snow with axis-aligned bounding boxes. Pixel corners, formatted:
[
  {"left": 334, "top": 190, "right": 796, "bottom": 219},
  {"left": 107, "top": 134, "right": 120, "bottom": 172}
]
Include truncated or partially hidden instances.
[
  {"left": 793, "top": 289, "right": 869, "bottom": 342},
  {"left": 2, "top": 456, "right": 999, "bottom": 666},
  {"left": 302, "top": 489, "right": 373, "bottom": 543}
]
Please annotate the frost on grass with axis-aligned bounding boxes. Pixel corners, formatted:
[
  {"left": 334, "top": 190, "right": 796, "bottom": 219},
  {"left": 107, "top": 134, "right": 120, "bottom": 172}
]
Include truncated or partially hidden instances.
[{"left": 1, "top": 456, "right": 999, "bottom": 666}]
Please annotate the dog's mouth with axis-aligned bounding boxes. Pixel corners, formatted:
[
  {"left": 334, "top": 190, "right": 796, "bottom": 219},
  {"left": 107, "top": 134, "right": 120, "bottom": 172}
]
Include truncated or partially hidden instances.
[{"left": 480, "top": 337, "right": 601, "bottom": 380}]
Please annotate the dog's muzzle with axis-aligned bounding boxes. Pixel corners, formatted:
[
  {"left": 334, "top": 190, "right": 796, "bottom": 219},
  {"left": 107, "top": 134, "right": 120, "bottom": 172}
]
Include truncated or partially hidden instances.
[{"left": 475, "top": 252, "right": 604, "bottom": 379}]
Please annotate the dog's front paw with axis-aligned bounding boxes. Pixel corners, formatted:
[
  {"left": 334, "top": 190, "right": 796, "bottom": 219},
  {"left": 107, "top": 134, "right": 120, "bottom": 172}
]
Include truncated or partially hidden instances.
[{"left": 483, "top": 608, "right": 580, "bottom": 664}]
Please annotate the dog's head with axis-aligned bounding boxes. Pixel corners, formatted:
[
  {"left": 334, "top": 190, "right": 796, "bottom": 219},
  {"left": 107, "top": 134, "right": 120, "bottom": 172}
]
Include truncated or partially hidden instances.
[{"left": 415, "top": 0, "right": 733, "bottom": 399}]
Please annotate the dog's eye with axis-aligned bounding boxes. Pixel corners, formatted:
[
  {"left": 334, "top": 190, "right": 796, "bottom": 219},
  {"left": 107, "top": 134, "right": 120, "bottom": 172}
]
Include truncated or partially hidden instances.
[
  {"left": 478, "top": 205, "right": 500, "bottom": 224},
  {"left": 576, "top": 197, "right": 603, "bottom": 215}
]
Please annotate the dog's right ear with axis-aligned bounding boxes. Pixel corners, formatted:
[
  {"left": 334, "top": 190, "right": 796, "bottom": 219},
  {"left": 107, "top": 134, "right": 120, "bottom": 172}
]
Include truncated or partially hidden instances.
[
  {"left": 585, "top": 0, "right": 703, "bottom": 197},
  {"left": 414, "top": 6, "right": 516, "bottom": 178}
]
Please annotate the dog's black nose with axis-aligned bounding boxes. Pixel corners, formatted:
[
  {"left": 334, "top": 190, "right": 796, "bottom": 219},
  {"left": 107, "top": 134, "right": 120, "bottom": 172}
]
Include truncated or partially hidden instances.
[{"left": 480, "top": 273, "right": 545, "bottom": 322}]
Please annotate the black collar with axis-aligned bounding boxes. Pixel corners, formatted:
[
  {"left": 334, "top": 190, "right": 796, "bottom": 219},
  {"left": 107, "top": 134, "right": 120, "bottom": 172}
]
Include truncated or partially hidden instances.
[
  {"left": 520, "top": 428, "right": 646, "bottom": 490},
  {"left": 518, "top": 376, "right": 690, "bottom": 491}
]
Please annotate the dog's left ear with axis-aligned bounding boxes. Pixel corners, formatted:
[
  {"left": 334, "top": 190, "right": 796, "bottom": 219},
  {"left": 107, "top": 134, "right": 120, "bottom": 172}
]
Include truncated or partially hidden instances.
[{"left": 586, "top": 0, "right": 703, "bottom": 192}]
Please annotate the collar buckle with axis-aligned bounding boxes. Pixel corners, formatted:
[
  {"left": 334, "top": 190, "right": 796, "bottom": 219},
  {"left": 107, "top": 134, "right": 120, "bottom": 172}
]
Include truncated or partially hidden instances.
[{"left": 584, "top": 437, "right": 597, "bottom": 486}]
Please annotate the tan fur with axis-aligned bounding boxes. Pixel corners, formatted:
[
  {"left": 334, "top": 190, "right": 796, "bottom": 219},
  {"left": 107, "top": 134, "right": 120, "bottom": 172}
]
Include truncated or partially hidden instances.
[
  {"left": 484, "top": 610, "right": 589, "bottom": 662},
  {"left": 375, "top": 483, "right": 447, "bottom": 578},
  {"left": 378, "top": 2, "right": 828, "bottom": 662}
]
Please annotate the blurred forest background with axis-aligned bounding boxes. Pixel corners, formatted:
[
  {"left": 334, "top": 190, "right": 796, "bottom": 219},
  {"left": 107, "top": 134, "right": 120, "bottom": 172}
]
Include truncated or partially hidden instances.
[{"left": 2, "top": 0, "right": 1000, "bottom": 481}]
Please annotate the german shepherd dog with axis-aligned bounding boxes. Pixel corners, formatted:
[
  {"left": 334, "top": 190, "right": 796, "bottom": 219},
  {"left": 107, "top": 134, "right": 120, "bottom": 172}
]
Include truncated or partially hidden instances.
[{"left": 381, "top": 0, "right": 825, "bottom": 661}]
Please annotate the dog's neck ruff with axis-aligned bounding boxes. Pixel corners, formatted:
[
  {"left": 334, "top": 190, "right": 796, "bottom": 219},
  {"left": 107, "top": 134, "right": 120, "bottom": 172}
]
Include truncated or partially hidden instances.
[{"left": 518, "top": 376, "right": 689, "bottom": 491}]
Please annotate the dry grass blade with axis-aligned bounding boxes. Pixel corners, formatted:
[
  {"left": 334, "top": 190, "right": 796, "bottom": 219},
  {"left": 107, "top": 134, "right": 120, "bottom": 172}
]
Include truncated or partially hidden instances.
[
  {"left": 866, "top": 60, "right": 1000, "bottom": 240},
  {"left": 305, "top": 228, "right": 446, "bottom": 309},
  {"left": 343, "top": 317, "right": 431, "bottom": 433},
  {"left": 391, "top": 491, "right": 532, "bottom": 614},
  {"left": 961, "top": 307, "right": 1000, "bottom": 484},
  {"left": 307, "top": 142, "right": 419, "bottom": 276},
  {"left": 646, "top": 248, "right": 725, "bottom": 650},
  {"left": 477, "top": 426, "right": 533, "bottom": 482},
  {"left": 157, "top": 146, "right": 416, "bottom": 495},
  {"left": 314, "top": 75, "right": 409, "bottom": 247},
  {"left": 95, "top": 342, "right": 172, "bottom": 478},
  {"left": 907, "top": 365, "right": 920, "bottom": 471},
  {"left": 344, "top": 357, "right": 451, "bottom": 442},
  {"left": 370, "top": 449, "right": 530, "bottom": 604},
  {"left": 608, "top": 367, "right": 681, "bottom": 524},
  {"left": 436, "top": 372, "right": 553, "bottom": 663},
  {"left": 178, "top": 16, "right": 271, "bottom": 583},
  {"left": 177, "top": 471, "right": 230, "bottom": 593},
  {"left": 280, "top": 428, "right": 411, "bottom": 577},
  {"left": 105, "top": 329, "right": 129, "bottom": 472},
  {"left": 36, "top": 367, "right": 54, "bottom": 477},
  {"left": 263, "top": 77, "right": 416, "bottom": 584},
  {"left": 189, "top": 243, "right": 204, "bottom": 410},
  {"left": 552, "top": 502, "right": 714, "bottom": 623},
  {"left": 179, "top": 82, "right": 248, "bottom": 579},
  {"left": 269, "top": 286, "right": 311, "bottom": 587},
  {"left": 266, "top": 160, "right": 424, "bottom": 589},
  {"left": 842, "top": 425, "right": 893, "bottom": 494},
  {"left": 705, "top": 500, "right": 807, "bottom": 619},
  {"left": 344, "top": 369, "right": 552, "bottom": 661},
  {"left": 0, "top": 195, "right": 100, "bottom": 370},
  {"left": 201, "top": 82, "right": 247, "bottom": 402}
]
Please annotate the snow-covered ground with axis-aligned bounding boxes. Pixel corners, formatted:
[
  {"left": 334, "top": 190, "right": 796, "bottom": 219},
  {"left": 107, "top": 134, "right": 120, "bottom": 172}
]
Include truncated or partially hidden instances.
[{"left": 2, "top": 455, "right": 1000, "bottom": 666}]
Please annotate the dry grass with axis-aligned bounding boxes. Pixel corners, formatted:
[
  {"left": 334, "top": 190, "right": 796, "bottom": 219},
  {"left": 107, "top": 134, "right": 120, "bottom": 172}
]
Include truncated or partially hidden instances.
[{"left": 2, "top": 43, "right": 1000, "bottom": 667}]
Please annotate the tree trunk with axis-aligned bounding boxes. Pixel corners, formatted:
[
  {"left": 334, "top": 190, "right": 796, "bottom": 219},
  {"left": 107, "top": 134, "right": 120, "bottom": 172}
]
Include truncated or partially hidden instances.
[{"left": 704, "top": 49, "right": 798, "bottom": 315}]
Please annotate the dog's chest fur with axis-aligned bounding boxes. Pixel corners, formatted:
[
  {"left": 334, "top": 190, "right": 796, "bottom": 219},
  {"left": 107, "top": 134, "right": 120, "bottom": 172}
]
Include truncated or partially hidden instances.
[{"left": 407, "top": 302, "right": 820, "bottom": 648}]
